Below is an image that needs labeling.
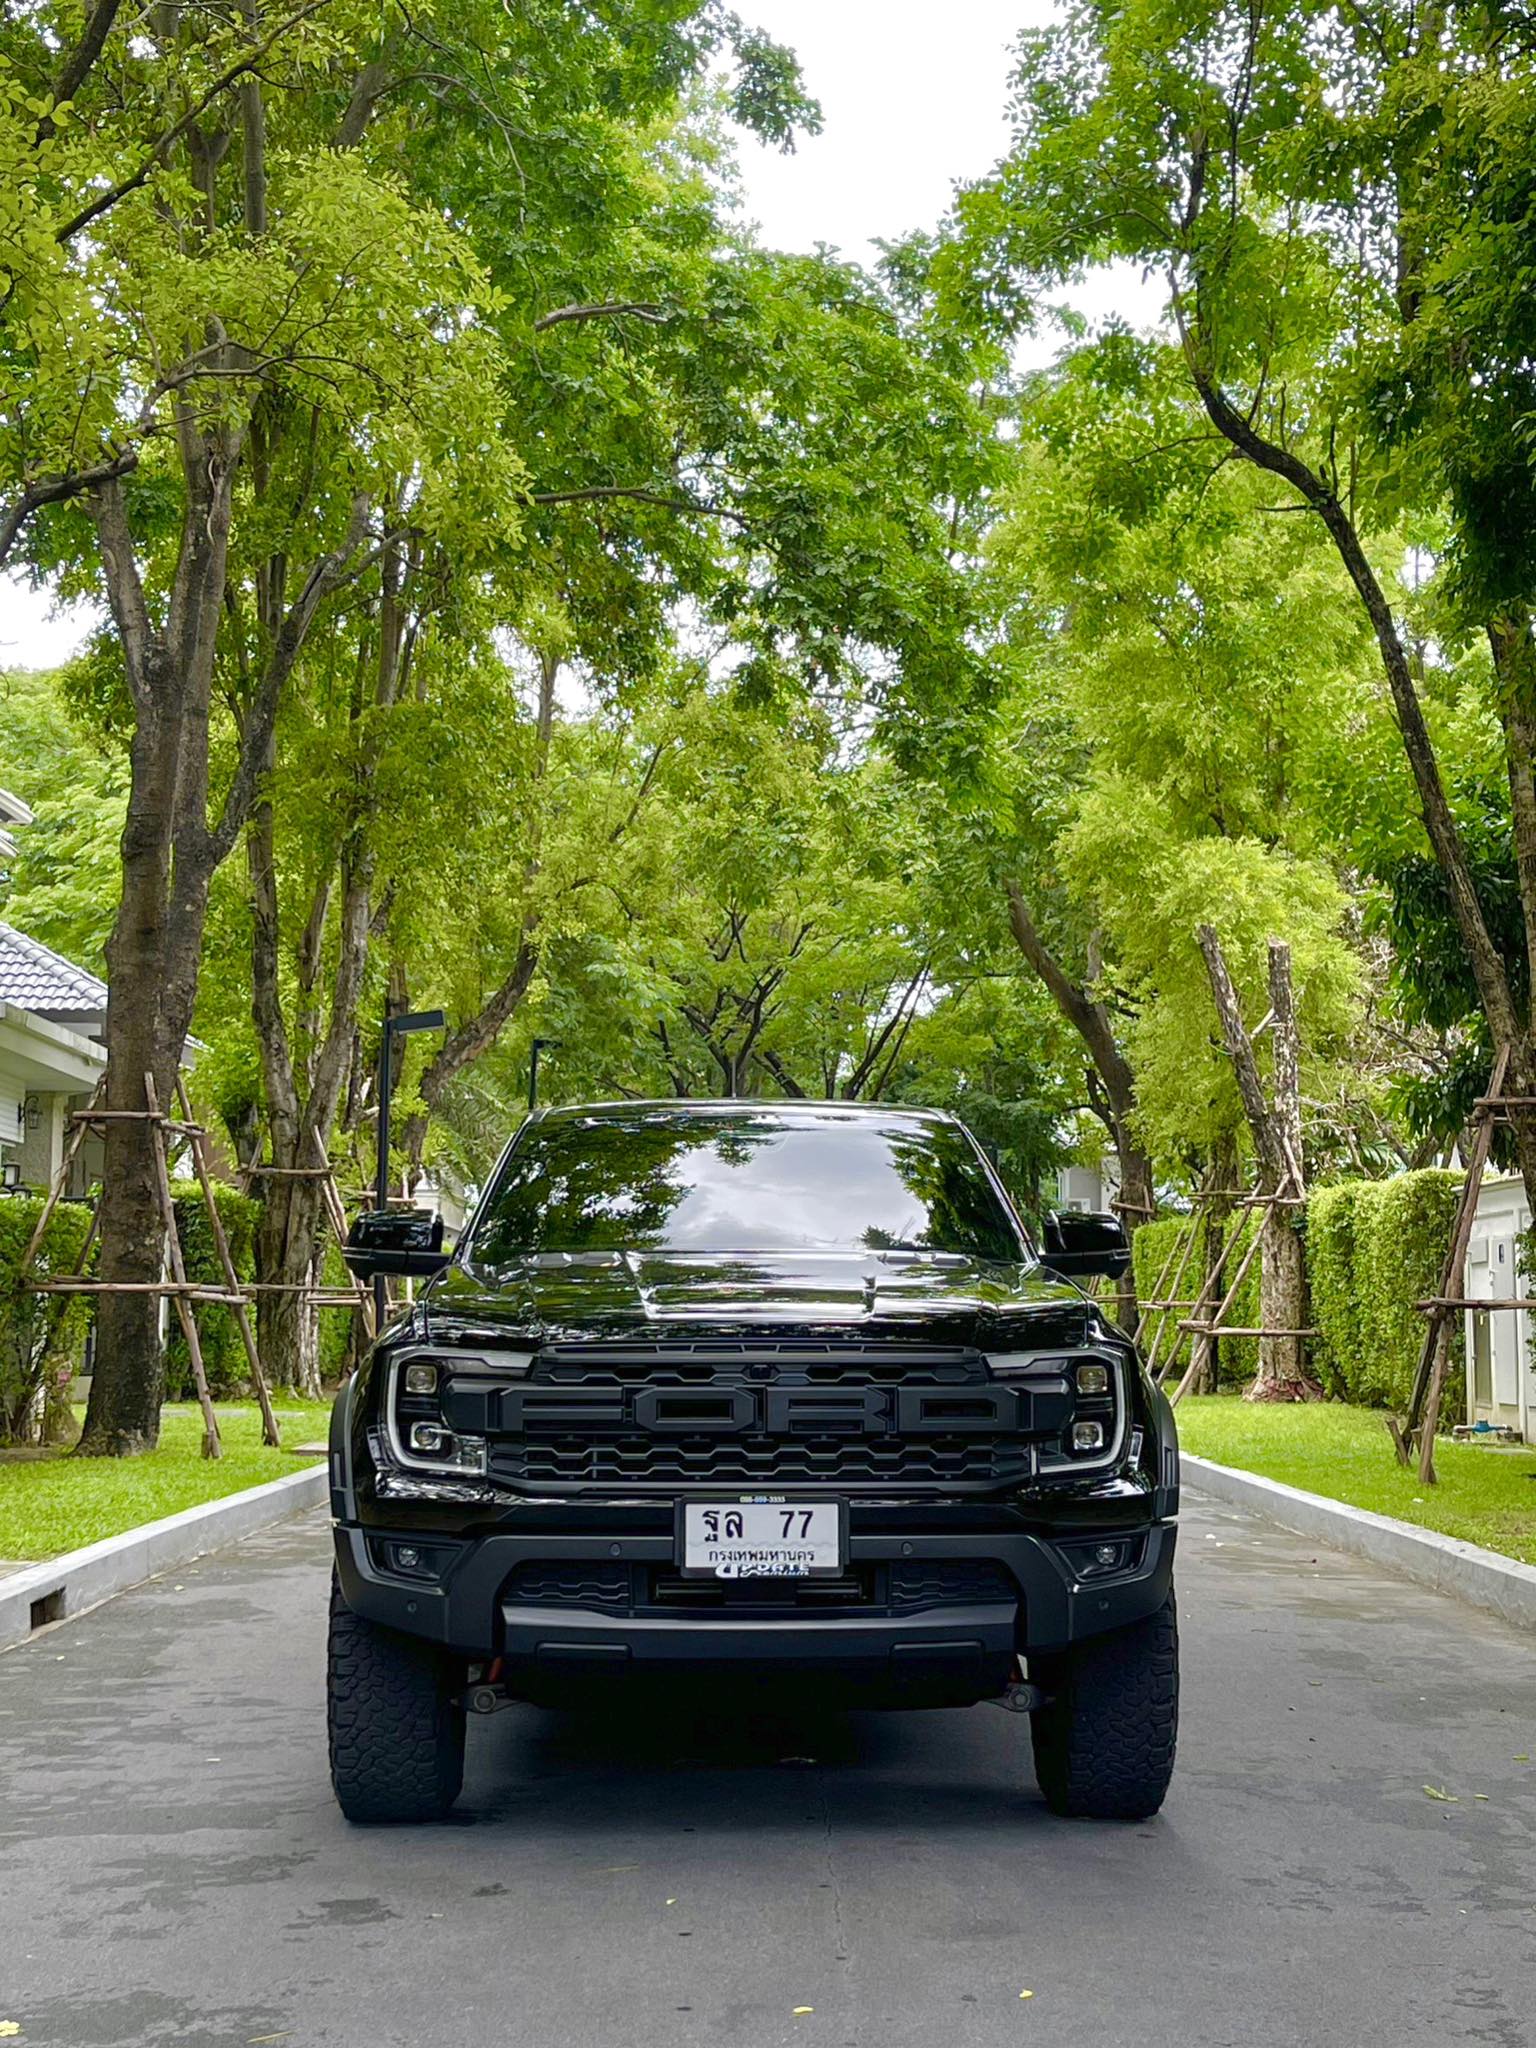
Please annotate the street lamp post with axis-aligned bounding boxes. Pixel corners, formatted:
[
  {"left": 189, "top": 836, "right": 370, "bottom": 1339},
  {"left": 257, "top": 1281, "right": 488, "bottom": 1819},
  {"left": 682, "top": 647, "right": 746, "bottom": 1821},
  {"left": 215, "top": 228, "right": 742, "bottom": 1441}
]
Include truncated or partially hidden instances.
[
  {"left": 375, "top": 1004, "right": 445, "bottom": 1326},
  {"left": 528, "top": 1037, "right": 558, "bottom": 1111}
]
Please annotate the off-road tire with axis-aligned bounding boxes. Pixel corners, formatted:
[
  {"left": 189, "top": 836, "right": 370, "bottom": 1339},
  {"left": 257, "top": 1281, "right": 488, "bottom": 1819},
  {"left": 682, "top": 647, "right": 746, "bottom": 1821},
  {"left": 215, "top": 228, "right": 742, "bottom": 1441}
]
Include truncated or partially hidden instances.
[
  {"left": 1029, "top": 1590, "right": 1178, "bottom": 1820},
  {"left": 327, "top": 1572, "right": 465, "bottom": 1823}
]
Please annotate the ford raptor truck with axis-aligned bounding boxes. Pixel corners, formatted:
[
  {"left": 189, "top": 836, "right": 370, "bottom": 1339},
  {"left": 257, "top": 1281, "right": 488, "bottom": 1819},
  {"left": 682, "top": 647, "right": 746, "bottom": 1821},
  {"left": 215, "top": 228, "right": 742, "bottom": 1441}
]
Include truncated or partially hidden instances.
[{"left": 327, "top": 1099, "right": 1179, "bottom": 1822}]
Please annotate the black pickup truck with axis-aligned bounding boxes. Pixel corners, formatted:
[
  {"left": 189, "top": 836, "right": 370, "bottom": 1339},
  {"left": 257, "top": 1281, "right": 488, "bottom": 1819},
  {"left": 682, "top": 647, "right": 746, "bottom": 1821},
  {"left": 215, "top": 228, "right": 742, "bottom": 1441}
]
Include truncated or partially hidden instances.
[{"left": 329, "top": 1100, "right": 1178, "bottom": 1823}]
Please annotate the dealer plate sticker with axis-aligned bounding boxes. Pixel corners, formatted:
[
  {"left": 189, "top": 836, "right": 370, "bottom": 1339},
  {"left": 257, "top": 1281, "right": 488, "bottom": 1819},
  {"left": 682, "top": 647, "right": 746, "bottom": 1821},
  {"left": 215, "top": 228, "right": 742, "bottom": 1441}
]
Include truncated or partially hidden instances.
[{"left": 683, "top": 1500, "right": 842, "bottom": 1578}]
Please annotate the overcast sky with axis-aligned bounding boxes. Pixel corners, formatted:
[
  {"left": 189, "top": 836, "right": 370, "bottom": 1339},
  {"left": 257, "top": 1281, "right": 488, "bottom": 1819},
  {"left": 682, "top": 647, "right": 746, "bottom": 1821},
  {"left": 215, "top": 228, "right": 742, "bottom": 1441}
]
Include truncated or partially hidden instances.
[{"left": 0, "top": 2, "right": 1160, "bottom": 673}]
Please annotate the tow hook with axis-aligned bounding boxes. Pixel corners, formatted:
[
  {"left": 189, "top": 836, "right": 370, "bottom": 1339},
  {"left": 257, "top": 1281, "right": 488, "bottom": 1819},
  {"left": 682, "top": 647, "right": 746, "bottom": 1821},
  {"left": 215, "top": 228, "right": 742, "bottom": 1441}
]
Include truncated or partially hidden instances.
[
  {"left": 988, "top": 1679, "right": 1046, "bottom": 1715},
  {"left": 466, "top": 1683, "right": 516, "bottom": 1715},
  {"left": 466, "top": 1659, "right": 515, "bottom": 1715}
]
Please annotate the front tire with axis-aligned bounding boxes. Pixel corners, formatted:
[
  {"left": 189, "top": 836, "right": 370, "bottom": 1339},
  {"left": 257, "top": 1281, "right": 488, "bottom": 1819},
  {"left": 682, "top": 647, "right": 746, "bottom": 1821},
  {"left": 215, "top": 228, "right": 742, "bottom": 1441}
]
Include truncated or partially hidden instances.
[
  {"left": 327, "top": 1572, "right": 466, "bottom": 1823},
  {"left": 1029, "top": 1591, "right": 1178, "bottom": 1820}
]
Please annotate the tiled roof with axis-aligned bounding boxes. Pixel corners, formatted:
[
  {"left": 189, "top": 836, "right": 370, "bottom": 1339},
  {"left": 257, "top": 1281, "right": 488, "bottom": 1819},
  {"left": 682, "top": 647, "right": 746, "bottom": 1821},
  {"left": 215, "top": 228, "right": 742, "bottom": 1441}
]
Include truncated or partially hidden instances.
[{"left": 0, "top": 921, "right": 108, "bottom": 1013}]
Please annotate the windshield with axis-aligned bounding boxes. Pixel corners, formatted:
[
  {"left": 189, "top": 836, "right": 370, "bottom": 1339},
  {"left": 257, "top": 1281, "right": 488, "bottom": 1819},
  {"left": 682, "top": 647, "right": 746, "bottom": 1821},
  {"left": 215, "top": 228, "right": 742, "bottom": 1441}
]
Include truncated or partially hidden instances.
[{"left": 467, "top": 1109, "right": 1028, "bottom": 1264}]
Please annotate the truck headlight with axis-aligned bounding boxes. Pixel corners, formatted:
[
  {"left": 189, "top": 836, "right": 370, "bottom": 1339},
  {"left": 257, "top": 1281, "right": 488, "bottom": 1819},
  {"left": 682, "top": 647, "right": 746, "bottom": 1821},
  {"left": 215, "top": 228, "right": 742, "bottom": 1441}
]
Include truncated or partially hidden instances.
[{"left": 403, "top": 1422, "right": 487, "bottom": 1475}]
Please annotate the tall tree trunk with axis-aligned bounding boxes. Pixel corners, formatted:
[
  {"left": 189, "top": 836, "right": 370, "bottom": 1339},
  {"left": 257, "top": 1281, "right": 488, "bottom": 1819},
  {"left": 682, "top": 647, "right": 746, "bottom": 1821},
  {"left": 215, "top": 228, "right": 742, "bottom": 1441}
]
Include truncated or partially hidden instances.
[
  {"left": 253, "top": 1174, "right": 324, "bottom": 1398},
  {"left": 1004, "top": 880, "right": 1150, "bottom": 1331},
  {"left": 1196, "top": 926, "right": 1314, "bottom": 1401},
  {"left": 78, "top": 468, "right": 230, "bottom": 1454},
  {"left": 1487, "top": 615, "right": 1536, "bottom": 1225},
  {"left": 1257, "top": 1205, "right": 1308, "bottom": 1400},
  {"left": 1257, "top": 939, "right": 1309, "bottom": 1396}
]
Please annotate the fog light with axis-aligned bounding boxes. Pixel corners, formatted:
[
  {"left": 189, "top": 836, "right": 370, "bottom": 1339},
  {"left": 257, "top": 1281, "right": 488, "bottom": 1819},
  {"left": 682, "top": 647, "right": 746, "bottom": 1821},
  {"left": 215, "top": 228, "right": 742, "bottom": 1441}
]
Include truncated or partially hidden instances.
[
  {"left": 1093, "top": 1543, "right": 1119, "bottom": 1568},
  {"left": 1071, "top": 1419, "right": 1105, "bottom": 1452},
  {"left": 404, "top": 1362, "right": 438, "bottom": 1395},
  {"left": 1075, "top": 1362, "right": 1109, "bottom": 1394},
  {"left": 395, "top": 1545, "right": 423, "bottom": 1571},
  {"left": 410, "top": 1421, "right": 447, "bottom": 1453}
]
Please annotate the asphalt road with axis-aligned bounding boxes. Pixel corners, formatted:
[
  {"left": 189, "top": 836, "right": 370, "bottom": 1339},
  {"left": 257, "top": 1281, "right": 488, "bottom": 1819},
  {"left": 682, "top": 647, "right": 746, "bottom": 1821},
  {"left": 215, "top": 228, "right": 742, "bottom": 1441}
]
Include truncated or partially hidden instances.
[{"left": 2, "top": 1493, "right": 1534, "bottom": 2048}]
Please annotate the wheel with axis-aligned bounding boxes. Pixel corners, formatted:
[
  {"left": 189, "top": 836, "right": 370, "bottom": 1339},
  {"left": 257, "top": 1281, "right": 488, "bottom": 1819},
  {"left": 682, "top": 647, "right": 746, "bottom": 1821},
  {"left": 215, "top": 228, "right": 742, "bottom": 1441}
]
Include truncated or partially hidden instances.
[
  {"left": 327, "top": 1571, "right": 466, "bottom": 1823},
  {"left": 1029, "top": 1590, "right": 1178, "bottom": 1820}
]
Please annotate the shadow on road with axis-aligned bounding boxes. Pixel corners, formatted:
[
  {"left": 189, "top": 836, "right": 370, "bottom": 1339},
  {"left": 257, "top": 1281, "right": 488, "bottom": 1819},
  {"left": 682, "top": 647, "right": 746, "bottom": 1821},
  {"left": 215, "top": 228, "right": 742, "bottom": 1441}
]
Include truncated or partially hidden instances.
[{"left": 458, "top": 1683, "right": 1081, "bottom": 1839}]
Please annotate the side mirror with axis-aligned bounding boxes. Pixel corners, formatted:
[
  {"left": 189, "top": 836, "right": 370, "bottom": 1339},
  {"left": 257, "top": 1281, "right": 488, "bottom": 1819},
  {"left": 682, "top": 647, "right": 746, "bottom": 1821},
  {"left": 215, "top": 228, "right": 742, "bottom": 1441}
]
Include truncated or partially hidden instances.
[
  {"left": 342, "top": 1208, "right": 451, "bottom": 1281},
  {"left": 1041, "top": 1208, "right": 1131, "bottom": 1281}
]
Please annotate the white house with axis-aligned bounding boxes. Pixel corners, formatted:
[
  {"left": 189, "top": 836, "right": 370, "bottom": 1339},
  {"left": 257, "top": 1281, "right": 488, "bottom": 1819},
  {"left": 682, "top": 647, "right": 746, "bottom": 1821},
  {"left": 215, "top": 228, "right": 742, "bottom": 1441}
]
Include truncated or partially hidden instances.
[
  {"left": 0, "top": 921, "right": 108, "bottom": 1196},
  {"left": 1464, "top": 1171, "right": 1535, "bottom": 1443},
  {"left": 1055, "top": 1159, "right": 1122, "bottom": 1214}
]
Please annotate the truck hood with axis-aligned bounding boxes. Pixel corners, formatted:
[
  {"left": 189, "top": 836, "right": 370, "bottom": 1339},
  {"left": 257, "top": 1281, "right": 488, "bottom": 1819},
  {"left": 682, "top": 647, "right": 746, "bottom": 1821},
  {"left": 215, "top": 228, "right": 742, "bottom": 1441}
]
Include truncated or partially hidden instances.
[{"left": 423, "top": 1249, "right": 1094, "bottom": 1352}]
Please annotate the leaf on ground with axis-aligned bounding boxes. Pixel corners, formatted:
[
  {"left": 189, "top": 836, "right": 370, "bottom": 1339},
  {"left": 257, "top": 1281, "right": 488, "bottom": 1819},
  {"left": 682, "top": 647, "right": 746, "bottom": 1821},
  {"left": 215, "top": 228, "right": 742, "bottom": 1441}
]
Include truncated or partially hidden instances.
[
  {"left": 1473, "top": 1793, "right": 1490, "bottom": 1801},
  {"left": 247, "top": 2035, "right": 289, "bottom": 2044},
  {"left": 0, "top": 2023, "right": 22, "bottom": 2038},
  {"left": 1019, "top": 1989, "right": 1034, "bottom": 1999},
  {"left": 792, "top": 2007, "right": 814, "bottom": 2016},
  {"left": 1514, "top": 1755, "right": 1530, "bottom": 1763},
  {"left": 1423, "top": 1785, "right": 1458, "bottom": 1801}
]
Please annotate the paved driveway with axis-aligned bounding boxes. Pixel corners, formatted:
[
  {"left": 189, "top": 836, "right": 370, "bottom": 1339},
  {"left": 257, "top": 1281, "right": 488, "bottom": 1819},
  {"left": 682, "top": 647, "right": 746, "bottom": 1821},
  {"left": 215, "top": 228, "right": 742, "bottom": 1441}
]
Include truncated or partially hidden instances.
[{"left": 2, "top": 1493, "right": 1533, "bottom": 2048}]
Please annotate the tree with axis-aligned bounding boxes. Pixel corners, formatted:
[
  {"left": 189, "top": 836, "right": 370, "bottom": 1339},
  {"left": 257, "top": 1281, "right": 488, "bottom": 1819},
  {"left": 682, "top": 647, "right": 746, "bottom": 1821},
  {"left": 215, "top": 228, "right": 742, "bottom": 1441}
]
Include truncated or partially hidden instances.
[
  {"left": 4, "top": 0, "right": 819, "bottom": 1450},
  {"left": 950, "top": 0, "right": 1536, "bottom": 1226}
]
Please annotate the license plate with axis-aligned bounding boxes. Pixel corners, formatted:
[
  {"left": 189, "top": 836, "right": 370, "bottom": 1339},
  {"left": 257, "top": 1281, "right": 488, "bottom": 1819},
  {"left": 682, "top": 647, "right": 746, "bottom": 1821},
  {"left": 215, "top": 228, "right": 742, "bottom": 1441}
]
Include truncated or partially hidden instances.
[{"left": 681, "top": 1499, "right": 844, "bottom": 1579}]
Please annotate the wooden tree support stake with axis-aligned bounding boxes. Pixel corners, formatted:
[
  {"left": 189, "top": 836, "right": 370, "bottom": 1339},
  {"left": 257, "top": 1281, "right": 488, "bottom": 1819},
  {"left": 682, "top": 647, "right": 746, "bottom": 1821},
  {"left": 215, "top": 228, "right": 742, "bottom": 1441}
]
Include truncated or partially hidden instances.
[
  {"left": 176, "top": 1076, "right": 281, "bottom": 1449},
  {"left": 143, "top": 1075, "right": 221, "bottom": 1461},
  {"left": 1396, "top": 1044, "right": 1511, "bottom": 1484}
]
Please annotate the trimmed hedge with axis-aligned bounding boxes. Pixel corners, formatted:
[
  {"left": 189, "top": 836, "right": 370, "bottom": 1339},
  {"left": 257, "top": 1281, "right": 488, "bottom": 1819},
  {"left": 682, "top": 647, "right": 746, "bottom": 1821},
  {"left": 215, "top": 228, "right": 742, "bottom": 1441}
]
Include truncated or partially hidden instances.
[
  {"left": 318, "top": 1236, "right": 356, "bottom": 1383},
  {"left": 0, "top": 1194, "right": 94, "bottom": 1444},
  {"left": 1308, "top": 1170, "right": 1462, "bottom": 1411},
  {"left": 1134, "top": 1168, "right": 1462, "bottom": 1410},
  {"left": 164, "top": 1181, "right": 263, "bottom": 1400}
]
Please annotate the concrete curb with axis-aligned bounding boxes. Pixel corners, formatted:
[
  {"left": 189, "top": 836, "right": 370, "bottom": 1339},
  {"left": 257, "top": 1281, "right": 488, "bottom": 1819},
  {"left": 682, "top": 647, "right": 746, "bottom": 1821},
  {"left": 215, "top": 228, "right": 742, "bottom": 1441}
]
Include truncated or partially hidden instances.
[
  {"left": 0, "top": 1461, "right": 327, "bottom": 1652},
  {"left": 1184, "top": 1451, "right": 1536, "bottom": 1635}
]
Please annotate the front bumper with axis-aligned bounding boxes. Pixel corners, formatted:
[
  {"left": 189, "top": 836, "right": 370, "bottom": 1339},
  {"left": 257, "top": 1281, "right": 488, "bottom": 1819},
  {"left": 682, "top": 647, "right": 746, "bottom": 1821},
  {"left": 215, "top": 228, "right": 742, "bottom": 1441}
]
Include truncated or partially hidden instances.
[{"left": 332, "top": 1511, "right": 1177, "bottom": 1699}]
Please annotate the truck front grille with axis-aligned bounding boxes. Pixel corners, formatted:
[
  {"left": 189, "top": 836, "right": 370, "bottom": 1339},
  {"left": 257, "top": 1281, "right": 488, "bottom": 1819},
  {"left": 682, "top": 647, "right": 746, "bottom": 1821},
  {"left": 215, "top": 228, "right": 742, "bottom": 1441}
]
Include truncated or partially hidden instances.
[
  {"left": 468, "top": 1341, "right": 1040, "bottom": 1497},
  {"left": 497, "top": 1435, "right": 1013, "bottom": 1490}
]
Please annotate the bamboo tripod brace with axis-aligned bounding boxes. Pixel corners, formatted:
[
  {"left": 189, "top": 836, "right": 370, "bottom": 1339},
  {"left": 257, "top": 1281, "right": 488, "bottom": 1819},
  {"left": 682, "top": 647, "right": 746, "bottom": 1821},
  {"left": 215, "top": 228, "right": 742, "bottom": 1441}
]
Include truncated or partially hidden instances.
[
  {"left": 1134, "top": 1176, "right": 1305, "bottom": 1407},
  {"left": 17, "top": 1077, "right": 283, "bottom": 1456},
  {"left": 1393, "top": 1045, "right": 1515, "bottom": 1485}
]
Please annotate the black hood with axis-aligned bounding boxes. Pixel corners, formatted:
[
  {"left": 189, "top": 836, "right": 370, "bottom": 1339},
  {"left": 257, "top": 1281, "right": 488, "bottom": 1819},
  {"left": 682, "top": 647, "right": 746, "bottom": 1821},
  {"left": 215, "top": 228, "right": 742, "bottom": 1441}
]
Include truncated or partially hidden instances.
[{"left": 422, "top": 1248, "right": 1095, "bottom": 1353}]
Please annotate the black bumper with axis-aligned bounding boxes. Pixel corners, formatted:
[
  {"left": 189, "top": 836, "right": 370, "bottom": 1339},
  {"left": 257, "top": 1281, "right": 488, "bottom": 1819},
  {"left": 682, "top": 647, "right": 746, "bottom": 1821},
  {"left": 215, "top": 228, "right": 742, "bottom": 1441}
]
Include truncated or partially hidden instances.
[{"left": 332, "top": 1514, "right": 1176, "bottom": 1702}]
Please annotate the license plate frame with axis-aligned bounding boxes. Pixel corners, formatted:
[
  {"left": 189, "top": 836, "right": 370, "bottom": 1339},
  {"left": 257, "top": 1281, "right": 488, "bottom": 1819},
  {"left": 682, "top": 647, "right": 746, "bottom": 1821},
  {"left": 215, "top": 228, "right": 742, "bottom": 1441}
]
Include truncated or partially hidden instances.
[{"left": 677, "top": 1497, "right": 848, "bottom": 1579}]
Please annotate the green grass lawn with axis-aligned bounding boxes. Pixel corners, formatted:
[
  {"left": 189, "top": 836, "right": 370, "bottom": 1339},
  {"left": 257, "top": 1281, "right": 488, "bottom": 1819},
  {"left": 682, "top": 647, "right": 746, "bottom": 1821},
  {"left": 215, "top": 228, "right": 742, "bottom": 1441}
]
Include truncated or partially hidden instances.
[
  {"left": 1176, "top": 1395, "right": 1536, "bottom": 1565},
  {"left": 0, "top": 1400, "right": 330, "bottom": 1563}
]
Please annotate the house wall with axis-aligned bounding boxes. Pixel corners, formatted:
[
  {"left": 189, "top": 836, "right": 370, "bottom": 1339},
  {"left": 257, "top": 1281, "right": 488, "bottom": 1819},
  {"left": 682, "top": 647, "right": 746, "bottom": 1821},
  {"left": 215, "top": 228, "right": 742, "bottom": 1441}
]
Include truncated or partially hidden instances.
[
  {"left": 18, "top": 1091, "right": 65, "bottom": 1193},
  {"left": 1464, "top": 1173, "right": 1533, "bottom": 1441},
  {"left": 0, "top": 1081, "right": 22, "bottom": 1175}
]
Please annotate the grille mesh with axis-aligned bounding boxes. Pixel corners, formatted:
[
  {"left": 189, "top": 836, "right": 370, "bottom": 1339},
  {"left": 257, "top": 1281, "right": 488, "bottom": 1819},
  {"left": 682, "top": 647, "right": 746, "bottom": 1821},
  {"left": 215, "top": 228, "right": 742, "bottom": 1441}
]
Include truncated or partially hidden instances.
[
  {"left": 494, "top": 1342, "right": 1030, "bottom": 1495},
  {"left": 505, "top": 1562, "right": 632, "bottom": 1610},
  {"left": 499, "top": 1558, "right": 1020, "bottom": 1615},
  {"left": 497, "top": 1436, "right": 1014, "bottom": 1489},
  {"left": 889, "top": 1560, "right": 1016, "bottom": 1609}
]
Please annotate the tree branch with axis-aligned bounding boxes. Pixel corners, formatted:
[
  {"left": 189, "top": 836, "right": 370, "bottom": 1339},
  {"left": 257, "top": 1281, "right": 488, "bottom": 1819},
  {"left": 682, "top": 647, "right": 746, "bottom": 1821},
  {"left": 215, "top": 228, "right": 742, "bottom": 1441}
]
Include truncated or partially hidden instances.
[
  {"left": 54, "top": 0, "right": 332, "bottom": 243},
  {"left": 1169, "top": 267, "right": 1518, "bottom": 1047},
  {"left": 533, "top": 301, "right": 667, "bottom": 332},
  {"left": 37, "top": 0, "right": 122, "bottom": 140},
  {"left": 207, "top": 492, "right": 372, "bottom": 863},
  {"left": 0, "top": 450, "right": 139, "bottom": 568},
  {"left": 530, "top": 485, "right": 749, "bottom": 527}
]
